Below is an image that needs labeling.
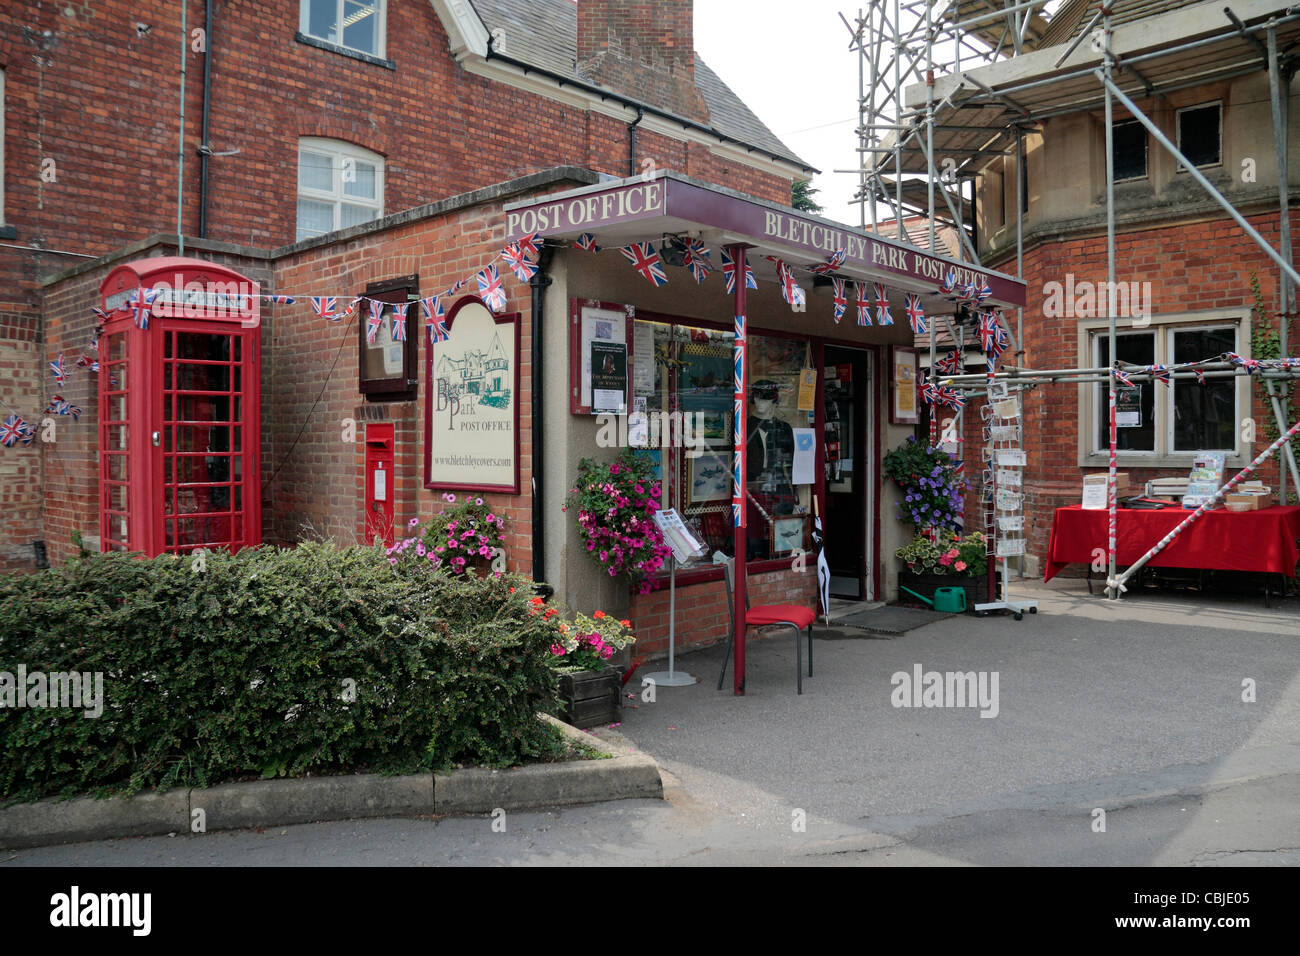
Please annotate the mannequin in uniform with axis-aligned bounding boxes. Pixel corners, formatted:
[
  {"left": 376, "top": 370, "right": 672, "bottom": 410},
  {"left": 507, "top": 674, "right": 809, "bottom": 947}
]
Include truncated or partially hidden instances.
[{"left": 746, "top": 379, "right": 796, "bottom": 557}]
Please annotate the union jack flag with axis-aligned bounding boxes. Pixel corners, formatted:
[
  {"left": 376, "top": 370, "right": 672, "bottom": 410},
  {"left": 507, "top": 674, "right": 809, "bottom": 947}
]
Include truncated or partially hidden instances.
[
  {"left": 1147, "top": 364, "right": 1172, "bottom": 386},
  {"left": 974, "top": 281, "right": 992, "bottom": 303},
  {"left": 832, "top": 277, "right": 846, "bottom": 324},
  {"left": 772, "top": 259, "right": 803, "bottom": 308},
  {"left": 921, "top": 376, "right": 941, "bottom": 405},
  {"left": 977, "top": 311, "right": 999, "bottom": 353},
  {"left": 855, "top": 283, "right": 872, "bottom": 326},
  {"left": 1113, "top": 367, "right": 1135, "bottom": 388},
  {"left": 341, "top": 297, "right": 362, "bottom": 319},
  {"left": 365, "top": 299, "right": 386, "bottom": 344},
  {"left": 733, "top": 314, "right": 746, "bottom": 394},
  {"left": 46, "top": 395, "right": 82, "bottom": 421},
  {"left": 391, "top": 302, "right": 410, "bottom": 342},
  {"left": 443, "top": 279, "right": 466, "bottom": 298},
  {"left": 515, "top": 231, "right": 542, "bottom": 258},
  {"left": 938, "top": 386, "right": 966, "bottom": 411},
  {"left": 311, "top": 297, "right": 340, "bottom": 322},
  {"left": 959, "top": 281, "right": 978, "bottom": 302},
  {"left": 500, "top": 242, "right": 539, "bottom": 282},
  {"left": 573, "top": 233, "right": 601, "bottom": 253},
  {"left": 935, "top": 349, "right": 962, "bottom": 375},
  {"left": 620, "top": 242, "right": 668, "bottom": 287},
  {"left": 92, "top": 307, "right": 112, "bottom": 324},
  {"left": 873, "top": 283, "right": 894, "bottom": 326},
  {"left": 126, "top": 287, "right": 157, "bottom": 330},
  {"left": 0, "top": 414, "right": 27, "bottom": 448},
  {"left": 421, "top": 297, "right": 449, "bottom": 343},
  {"left": 49, "top": 352, "right": 66, "bottom": 385},
  {"left": 263, "top": 294, "right": 296, "bottom": 305},
  {"left": 809, "top": 249, "right": 846, "bottom": 275},
  {"left": 90, "top": 326, "right": 101, "bottom": 351},
  {"left": 683, "top": 239, "right": 712, "bottom": 284},
  {"left": 939, "top": 269, "right": 957, "bottom": 295},
  {"left": 1193, "top": 368, "right": 1206, "bottom": 385},
  {"left": 904, "top": 292, "right": 925, "bottom": 334},
  {"left": 476, "top": 264, "right": 509, "bottom": 312},
  {"left": 720, "top": 249, "right": 756, "bottom": 293}
]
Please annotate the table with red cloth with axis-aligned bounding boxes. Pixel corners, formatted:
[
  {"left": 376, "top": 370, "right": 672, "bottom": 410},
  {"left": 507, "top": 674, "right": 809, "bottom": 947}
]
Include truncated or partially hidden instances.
[{"left": 1044, "top": 504, "right": 1300, "bottom": 581}]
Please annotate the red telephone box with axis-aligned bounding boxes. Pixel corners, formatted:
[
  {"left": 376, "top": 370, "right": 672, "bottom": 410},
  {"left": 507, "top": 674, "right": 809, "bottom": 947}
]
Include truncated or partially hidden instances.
[{"left": 97, "top": 258, "right": 262, "bottom": 556}]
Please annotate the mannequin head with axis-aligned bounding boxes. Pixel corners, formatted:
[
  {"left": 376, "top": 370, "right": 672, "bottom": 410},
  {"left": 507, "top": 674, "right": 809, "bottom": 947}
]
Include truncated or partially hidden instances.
[{"left": 750, "top": 380, "right": 779, "bottom": 420}]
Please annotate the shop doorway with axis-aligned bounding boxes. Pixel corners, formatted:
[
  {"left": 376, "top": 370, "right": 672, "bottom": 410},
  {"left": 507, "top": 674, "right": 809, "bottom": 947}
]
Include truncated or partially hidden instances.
[{"left": 823, "top": 346, "right": 873, "bottom": 600}]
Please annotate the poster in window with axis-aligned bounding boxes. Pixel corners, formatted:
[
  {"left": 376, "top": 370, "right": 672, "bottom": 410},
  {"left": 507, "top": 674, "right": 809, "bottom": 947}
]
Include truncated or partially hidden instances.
[
  {"left": 891, "top": 347, "right": 919, "bottom": 424},
  {"left": 575, "top": 304, "right": 630, "bottom": 413},
  {"left": 424, "top": 298, "right": 519, "bottom": 493},
  {"left": 590, "top": 341, "right": 628, "bottom": 413},
  {"left": 1115, "top": 385, "right": 1142, "bottom": 427},
  {"left": 688, "top": 450, "right": 731, "bottom": 505}
]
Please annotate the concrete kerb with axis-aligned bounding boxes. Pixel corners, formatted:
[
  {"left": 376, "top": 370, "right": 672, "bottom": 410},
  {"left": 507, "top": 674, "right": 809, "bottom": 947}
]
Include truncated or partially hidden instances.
[{"left": 0, "top": 715, "right": 663, "bottom": 850}]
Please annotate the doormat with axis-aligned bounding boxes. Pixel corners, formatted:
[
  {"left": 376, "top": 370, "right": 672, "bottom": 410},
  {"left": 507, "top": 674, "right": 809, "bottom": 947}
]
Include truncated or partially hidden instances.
[{"left": 830, "top": 604, "right": 953, "bottom": 636}]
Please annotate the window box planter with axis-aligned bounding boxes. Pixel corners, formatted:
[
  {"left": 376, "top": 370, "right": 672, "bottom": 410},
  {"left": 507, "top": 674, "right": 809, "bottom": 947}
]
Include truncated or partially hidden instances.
[
  {"left": 556, "top": 665, "right": 623, "bottom": 729},
  {"left": 897, "top": 571, "right": 1001, "bottom": 610}
]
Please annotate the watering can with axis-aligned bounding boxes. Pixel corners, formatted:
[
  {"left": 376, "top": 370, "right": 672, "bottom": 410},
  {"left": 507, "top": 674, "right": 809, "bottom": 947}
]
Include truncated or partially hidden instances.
[{"left": 899, "top": 585, "right": 967, "bottom": 613}]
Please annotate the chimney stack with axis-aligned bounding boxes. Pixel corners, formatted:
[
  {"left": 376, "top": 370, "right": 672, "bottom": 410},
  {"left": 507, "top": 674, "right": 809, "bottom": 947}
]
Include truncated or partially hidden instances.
[{"left": 576, "top": 0, "right": 711, "bottom": 123}]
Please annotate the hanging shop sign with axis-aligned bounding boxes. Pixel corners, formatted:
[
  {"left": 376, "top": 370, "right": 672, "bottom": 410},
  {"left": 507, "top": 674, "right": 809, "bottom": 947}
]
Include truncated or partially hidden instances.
[{"left": 424, "top": 298, "right": 520, "bottom": 494}]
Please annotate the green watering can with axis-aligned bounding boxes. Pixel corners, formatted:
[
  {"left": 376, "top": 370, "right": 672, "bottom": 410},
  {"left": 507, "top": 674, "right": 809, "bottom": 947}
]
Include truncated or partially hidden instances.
[{"left": 900, "top": 585, "right": 967, "bottom": 613}]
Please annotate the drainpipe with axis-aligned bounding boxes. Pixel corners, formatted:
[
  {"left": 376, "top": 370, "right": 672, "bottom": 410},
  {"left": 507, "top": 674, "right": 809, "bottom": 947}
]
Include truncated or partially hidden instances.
[
  {"left": 198, "top": 0, "right": 214, "bottom": 237},
  {"left": 628, "top": 107, "right": 645, "bottom": 177},
  {"left": 530, "top": 244, "right": 554, "bottom": 590}
]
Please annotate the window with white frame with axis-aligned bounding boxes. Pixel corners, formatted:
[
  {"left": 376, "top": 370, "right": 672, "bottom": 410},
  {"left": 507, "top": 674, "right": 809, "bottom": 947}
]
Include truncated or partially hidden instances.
[
  {"left": 300, "top": 0, "right": 385, "bottom": 58},
  {"left": 1089, "top": 322, "right": 1241, "bottom": 458},
  {"left": 296, "top": 139, "right": 384, "bottom": 241},
  {"left": 1177, "top": 102, "right": 1222, "bottom": 170}
]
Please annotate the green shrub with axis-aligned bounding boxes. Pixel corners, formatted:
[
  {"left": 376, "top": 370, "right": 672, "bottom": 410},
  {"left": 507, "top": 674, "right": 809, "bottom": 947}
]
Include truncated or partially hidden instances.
[{"left": 0, "top": 542, "right": 562, "bottom": 802}]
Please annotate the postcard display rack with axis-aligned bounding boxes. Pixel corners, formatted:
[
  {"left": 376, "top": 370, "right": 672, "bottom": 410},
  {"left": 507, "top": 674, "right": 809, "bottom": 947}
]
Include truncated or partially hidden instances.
[{"left": 975, "top": 382, "right": 1038, "bottom": 620}]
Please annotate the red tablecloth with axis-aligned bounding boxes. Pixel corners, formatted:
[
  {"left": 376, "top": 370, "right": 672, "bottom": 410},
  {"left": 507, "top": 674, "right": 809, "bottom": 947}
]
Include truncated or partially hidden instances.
[{"left": 1044, "top": 504, "right": 1300, "bottom": 581}]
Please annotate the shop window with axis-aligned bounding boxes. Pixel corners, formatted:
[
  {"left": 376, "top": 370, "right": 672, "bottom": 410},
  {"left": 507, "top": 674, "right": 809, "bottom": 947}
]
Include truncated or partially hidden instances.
[
  {"left": 296, "top": 138, "right": 384, "bottom": 241},
  {"left": 635, "top": 321, "right": 813, "bottom": 565},
  {"left": 1177, "top": 103, "right": 1222, "bottom": 170},
  {"left": 300, "top": 0, "right": 384, "bottom": 58},
  {"left": 0, "top": 69, "right": 8, "bottom": 236},
  {"left": 358, "top": 274, "right": 418, "bottom": 400},
  {"left": 1111, "top": 119, "right": 1147, "bottom": 182},
  {"left": 1091, "top": 323, "right": 1239, "bottom": 458}
]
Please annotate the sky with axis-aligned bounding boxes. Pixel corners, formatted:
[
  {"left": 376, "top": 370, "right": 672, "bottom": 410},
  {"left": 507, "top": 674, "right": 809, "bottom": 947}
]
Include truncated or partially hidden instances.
[{"left": 694, "top": 0, "right": 868, "bottom": 229}]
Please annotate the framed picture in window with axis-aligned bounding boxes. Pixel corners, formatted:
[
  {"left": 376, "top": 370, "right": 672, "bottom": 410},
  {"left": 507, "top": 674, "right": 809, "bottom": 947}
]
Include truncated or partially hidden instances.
[
  {"left": 770, "top": 514, "right": 808, "bottom": 556},
  {"left": 359, "top": 274, "right": 418, "bottom": 400},
  {"left": 687, "top": 450, "right": 731, "bottom": 505}
]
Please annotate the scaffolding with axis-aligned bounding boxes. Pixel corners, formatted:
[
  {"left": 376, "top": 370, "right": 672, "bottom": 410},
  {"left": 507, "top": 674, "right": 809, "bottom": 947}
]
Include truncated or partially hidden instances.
[{"left": 841, "top": 1, "right": 1300, "bottom": 601}]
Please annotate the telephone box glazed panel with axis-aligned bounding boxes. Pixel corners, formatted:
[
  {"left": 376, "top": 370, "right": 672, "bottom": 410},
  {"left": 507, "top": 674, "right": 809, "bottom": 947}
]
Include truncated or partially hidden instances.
[{"left": 97, "top": 258, "right": 262, "bottom": 557}]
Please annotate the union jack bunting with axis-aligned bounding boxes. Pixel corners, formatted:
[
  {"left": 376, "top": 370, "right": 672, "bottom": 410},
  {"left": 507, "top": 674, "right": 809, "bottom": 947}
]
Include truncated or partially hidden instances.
[
  {"left": 49, "top": 352, "right": 66, "bottom": 386},
  {"left": 573, "top": 233, "right": 601, "bottom": 253},
  {"left": 515, "top": 231, "right": 542, "bottom": 259},
  {"left": 500, "top": 241, "right": 539, "bottom": 282},
  {"left": 855, "top": 282, "right": 872, "bottom": 326},
  {"left": 772, "top": 261, "right": 803, "bottom": 308},
  {"left": 126, "top": 287, "right": 157, "bottom": 330},
  {"left": 809, "top": 249, "right": 846, "bottom": 275},
  {"left": 311, "top": 297, "right": 340, "bottom": 322},
  {"left": 992, "top": 324, "right": 1009, "bottom": 357},
  {"left": 938, "top": 386, "right": 965, "bottom": 411},
  {"left": 619, "top": 242, "right": 668, "bottom": 287},
  {"left": 974, "top": 281, "right": 992, "bottom": 303},
  {"left": 904, "top": 292, "right": 926, "bottom": 334},
  {"left": 1147, "top": 364, "right": 1172, "bottom": 386},
  {"left": 935, "top": 349, "right": 962, "bottom": 375},
  {"left": 366, "top": 299, "right": 386, "bottom": 344},
  {"left": 391, "top": 302, "right": 410, "bottom": 342},
  {"left": 1113, "top": 367, "right": 1135, "bottom": 388},
  {"left": 720, "top": 249, "right": 756, "bottom": 293},
  {"left": 442, "top": 279, "right": 466, "bottom": 299},
  {"left": 977, "top": 311, "right": 999, "bottom": 353},
  {"left": 1193, "top": 368, "right": 1206, "bottom": 385},
  {"left": 476, "top": 264, "right": 509, "bottom": 312},
  {"left": 263, "top": 294, "right": 296, "bottom": 305},
  {"left": 92, "top": 307, "right": 112, "bottom": 324},
  {"left": 0, "top": 414, "right": 27, "bottom": 448},
  {"left": 89, "top": 326, "right": 101, "bottom": 351},
  {"left": 683, "top": 239, "right": 712, "bottom": 284},
  {"left": 421, "top": 296, "right": 449, "bottom": 343},
  {"left": 939, "top": 269, "right": 957, "bottom": 295},
  {"left": 959, "top": 281, "right": 978, "bottom": 302},
  {"left": 873, "top": 283, "right": 894, "bottom": 326},
  {"left": 1224, "top": 352, "right": 1260, "bottom": 374},
  {"left": 921, "top": 376, "right": 941, "bottom": 405},
  {"left": 46, "top": 395, "right": 82, "bottom": 421},
  {"left": 832, "top": 277, "right": 846, "bottom": 324},
  {"left": 78, "top": 357, "right": 100, "bottom": 373}
]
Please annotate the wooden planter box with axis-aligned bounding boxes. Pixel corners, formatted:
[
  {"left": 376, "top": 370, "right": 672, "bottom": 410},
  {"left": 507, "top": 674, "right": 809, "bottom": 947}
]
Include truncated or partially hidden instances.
[
  {"left": 557, "top": 665, "right": 623, "bottom": 729},
  {"left": 898, "top": 570, "right": 1000, "bottom": 610}
]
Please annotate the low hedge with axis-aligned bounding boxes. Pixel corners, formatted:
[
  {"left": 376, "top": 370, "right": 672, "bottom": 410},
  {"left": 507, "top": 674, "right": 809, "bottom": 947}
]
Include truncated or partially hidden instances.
[{"left": 0, "top": 542, "right": 562, "bottom": 802}]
